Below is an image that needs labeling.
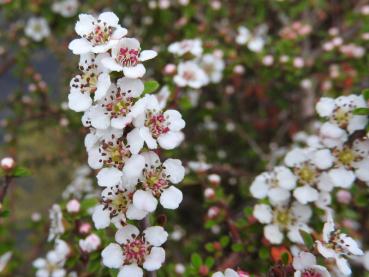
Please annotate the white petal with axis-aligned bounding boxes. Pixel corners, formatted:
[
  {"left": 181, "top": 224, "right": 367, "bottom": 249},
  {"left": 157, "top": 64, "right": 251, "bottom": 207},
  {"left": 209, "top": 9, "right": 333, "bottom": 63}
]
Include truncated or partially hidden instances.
[
  {"left": 160, "top": 186, "right": 183, "bottom": 209},
  {"left": 68, "top": 38, "right": 92, "bottom": 55},
  {"left": 275, "top": 166, "right": 297, "bottom": 190},
  {"left": 111, "top": 116, "right": 132, "bottom": 129},
  {"left": 312, "top": 149, "right": 334, "bottom": 170},
  {"left": 102, "top": 57, "right": 124, "bottom": 71},
  {"left": 112, "top": 27, "right": 128, "bottom": 40},
  {"left": 98, "top": 12, "right": 119, "bottom": 26},
  {"left": 268, "top": 187, "right": 290, "bottom": 203},
  {"left": 140, "top": 50, "right": 158, "bottom": 61},
  {"left": 163, "top": 159, "right": 185, "bottom": 184},
  {"left": 75, "top": 14, "right": 95, "bottom": 35},
  {"left": 68, "top": 90, "right": 92, "bottom": 112},
  {"left": 115, "top": 224, "right": 140, "bottom": 244},
  {"left": 143, "top": 247, "right": 165, "bottom": 271},
  {"left": 126, "top": 205, "right": 148, "bottom": 220},
  {"left": 140, "top": 127, "right": 157, "bottom": 149},
  {"left": 123, "top": 64, "right": 146, "bottom": 78},
  {"left": 253, "top": 204, "right": 272, "bottom": 224},
  {"left": 336, "top": 257, "right": 351, "bottom": 276},
  {"left": 96, "top": 167, "right": 123, "bottom": 187},
  {"left": 127, "top": 128, "right": 145, "bottom": 154},
  {"left": 264, "top": 224, "right": 283, "bottom": 244},
  {"left": 293, "top": 186, "right": 319, "bottom": 204},
  {"left": 101, "top": 243, "right": 123, "bottom": 268},
  {"left": 89, "top": 105, "right": 110, "bottom": 129},
  {"left": 133, "top": 190, "right": 158, "bottom": 212},
  {"left": 123, "top": 154, "right": 145, "bottom": 179},
  {"left": 250, "top": 174, "right": 269, "bottom": 199},
  {"left": 117, "top": 77, "right": 144, "bottom": 98},
  {"left": 316, "top": 241, "right": 337, "bottom": 259},
  {"left": 157, "top": 131, "right": 184, "bottom": 149},
  {"left": 293, "top": 251, "right": 317, "bottom": 271},
  {"left": 328, "top": 168, "right": 355, "bottom": 188},
  {"left": 92, "top": 205, "right": 110, "bottom": 229},
  {"left": 94, "top": 73, "right": 111, "bottom": 101},
  {"left": 118, "top": 264, "right": 143, "bottom": 277},
  {"left": 316, "top": 97, "right": 335, "bottom": 117},
  {"left": 284, "top": 148, "right": 308, "bottom": 167},
  {"left": 355, "top": 159, "right": 369, "bottom": 182},
  {"left": 144, "top": 226, "right": 168, "bottom": 246}
]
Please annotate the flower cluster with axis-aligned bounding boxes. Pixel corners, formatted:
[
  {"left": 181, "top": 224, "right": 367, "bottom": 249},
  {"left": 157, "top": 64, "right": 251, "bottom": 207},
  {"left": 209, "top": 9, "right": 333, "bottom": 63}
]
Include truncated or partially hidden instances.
[
  {"left": 168, "top": 38, "right": 224, "bottom": 104},
  {"left": 67, "top": 11, "right": 185, "bottom": 276},
  {"left": 251, "top": 93, "right": 369, "bottom": 275}
]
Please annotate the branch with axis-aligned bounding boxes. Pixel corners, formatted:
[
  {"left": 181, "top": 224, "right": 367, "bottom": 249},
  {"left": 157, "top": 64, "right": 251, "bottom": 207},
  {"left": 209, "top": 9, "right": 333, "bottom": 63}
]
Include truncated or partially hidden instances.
[{"left": 0, "top": 176, "right": 12, "bottom": 204}]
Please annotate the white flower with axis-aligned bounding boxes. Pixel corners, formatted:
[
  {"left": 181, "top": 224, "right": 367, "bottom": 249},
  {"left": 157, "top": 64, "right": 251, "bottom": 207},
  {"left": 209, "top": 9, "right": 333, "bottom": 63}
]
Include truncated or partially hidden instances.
[
  {"left": 212, "top": 268, "right": 239, "bottom": 277},
  {"left": 69, "top": 12, "right": 127, "bottom": 55},
  {"left": 236, "top": 26, "right": 266, "bottom": 52},
  {"left": 79, "top": 234, "right": 101, "bottom": 253},
  {"left": 86, "top": 134, "right": 145, "bottom": 183},
  {"left": 253, "top": 202, "right": 312, "bottom": 245},
  {"left": 0, "top": 252, "right": 12, "bottom": 273},
  {"left": 101, "top": 37, "right": 157, "bottom": 78},
  {"left": 92, "top": 184, "right": 147, "bottom": 229},
  {"left": 101, "top": 224, "right": 168, "bottom": 274},
  {"left": 250, "top": 166, "right": 296, "bottom": 204},
  {"left": 328, "top": 138, "right": 369, "bottom": 187},
  {"left": 132, "top": 151, "right": 184, "bottom": 212},
  {"left": 48, "top": 204, "right": 65, "bottom": 242},
  {"left": 52, "top": 0, "right": 79, "bottom": 17},
  {"left": 284, "top": 148, "right": 334, "bottom": 204},
  {"left": 33, "top": 240, "right": 69, "bottom": 277},
  {"left": 127, "top": 95, "right": 185, "bottom": 153},
  {"left": 316, "top": 213, "right": 364, "bottom": 276},
  {"left": 316, "top": 95, "right": 368, "bottom": 134},
  {"left": 168, "top": 39, "right": 203, "bottom": 57},
  {"left": 82, "top": 77, "right": 145, "bottom": 129},
  {"left": 174, "top": 61, "right": 209, "bottom": 89},
  {"left": 68, "top": 53, "right": 111, "bottom": 112},
  {"left": 293, "top": 252, "right": 330, "bottom": 277},
  {"left": 199, "top": 53, "right": 225, "bottom": 83},
  {"left": 25, "top": 17, "right": 50, "bottom": 42},
  {"left": 319, "top": 122, "right": 348, "bottom": 148}
]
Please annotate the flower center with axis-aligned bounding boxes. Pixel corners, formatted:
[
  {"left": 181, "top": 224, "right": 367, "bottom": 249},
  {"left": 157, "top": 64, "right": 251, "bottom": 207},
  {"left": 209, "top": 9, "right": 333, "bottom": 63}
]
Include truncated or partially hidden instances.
[
  {"left": 102, "top": 188, "right": 132, "bottom": 218},
  {"left": 295, "top": 164, "right": 317, "bottom": 185},
  {"left": 145, "top": 112, "right": 170, "bottom": 138},
  {"left": 143, "top": 168, "right": 169, "bottom": 196},
  {"left": 122, "top": 236, "right": 149, "bottom": 265},
  {"left": 275, "top": 209, "right": 291, "bottom": 227},
  {"left": 302, "top": 269, "right": 322, "bottom": 277},
  {"left": 336, "top": 147, "right": 355, "bottom": 167},
  {"left": 183, "top": 70, "right": 195, "bottom": 81},
  {"left": 333, "top": 107, "right": 352, "bottom": 128},
  {"left": 86, "top": 22, "right": 112, "bottom": 45},
  {"left": 100, "top": 139, "right": 130, "bottom": 169},
  {"left": 116, "top": 47, "right": 140, "bottom": 67},
  {"left": 103, "top": 89, "right": 134, "bottom": 118}
]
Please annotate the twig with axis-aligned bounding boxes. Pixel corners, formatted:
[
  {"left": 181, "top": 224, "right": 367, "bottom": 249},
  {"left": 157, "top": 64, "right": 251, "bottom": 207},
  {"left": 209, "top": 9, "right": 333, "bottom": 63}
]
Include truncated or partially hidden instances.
[{"left": 0, "top": 176, "right": 12, "bottom": 204}]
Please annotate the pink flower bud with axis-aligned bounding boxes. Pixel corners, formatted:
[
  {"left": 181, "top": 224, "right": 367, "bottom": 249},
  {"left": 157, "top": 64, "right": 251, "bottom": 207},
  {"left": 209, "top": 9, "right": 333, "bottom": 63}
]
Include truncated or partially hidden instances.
[
  {"left": 79, "top": 222, "right": 92, "bottom": 234},
  {"left": 336, "top": 190, "right": 351, "bottom": 204},
  {"left": 208, "top": 174, "right": 221, "bottom": 185},
  {"left": 66, "top": 199, "right": 80, "bottom": 213},
  {"left": 164, "top": 63, "right": 176, "bottom": 75},
  {"left": 204, "top": 188, "right": 215, "bottom": 199},
  {"left": 1, "top": 157, "right": 15, "bottom": 171}
]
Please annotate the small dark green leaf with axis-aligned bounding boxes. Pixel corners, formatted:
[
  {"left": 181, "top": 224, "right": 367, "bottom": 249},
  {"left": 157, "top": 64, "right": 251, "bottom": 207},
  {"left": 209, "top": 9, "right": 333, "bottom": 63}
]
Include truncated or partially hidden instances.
[
  {"left": 220, "top": 236, "right": 230, "bottom": 247},
  {"left": 362, "top": 89, "right": 369, "bottom": 101},
  {"left": 191, "top": 253, "right": 202, "bottom": 268},
  {"left": 259, "top": 247, "right": 269, "bottom": 260},
  {"left": 281, "top": 252, "right": 289, "bottom": 265},
  {"left": 143, "top": 80, "right": 160, "bottom": 94},
  {"left": 205, "top": 257, "right": 215, "bottom": 268},
  {"left": 231, "top": 243, "right": 244, "bottom": 252},
  {"left": 300, "top": 230, "right": 314, "bottom": 249},
  {"left": 353, "top": 108, "right": 369, "bottom": 115},
  {"left": 12, "top": 166, "right": 31, "bottom": 177},
  {"left": 0, "top": 210, "right": 10, "bottom": 218}
]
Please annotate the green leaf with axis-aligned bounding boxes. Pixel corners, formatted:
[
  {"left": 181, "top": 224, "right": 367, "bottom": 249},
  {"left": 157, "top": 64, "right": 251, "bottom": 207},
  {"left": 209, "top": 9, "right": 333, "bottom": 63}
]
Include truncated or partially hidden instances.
[
  {"left": 12, "top": 166, "right": 31, "bottom": 177},
  {"left": 109, "top": 268, "right": 119, "bottom": 277},
  {"left": 353, "top": 107, "right": 369, "bottom": 115},
  {"left": 300, "top": 230, "right": 314, "bottom": 249},
  {"left": 205, "top": 257, "right": 215, "bottom": 268},
  {"left": 362, "top": 89, "right": 369, "bottom": 101},
  {"left": 143, "top": 80, "right": 160, "bottom": 94},
  {"left": 220, "top": 236, "right": 230, "bottom": 247},
  {"left": 191, "top": 253, "right": 202, "bottom": 268},
  {"left": 0, "top": 210, "right": 10, "bottom": 218},
  {"left": 281, "top": 252, "right": 289, "bottom": 265},
  {"left": 231, "top": 243, "right": 244, "bottom": 252},
  {"left": 259, "top": 247, "right": 269, "bottom": 260}
]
